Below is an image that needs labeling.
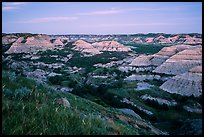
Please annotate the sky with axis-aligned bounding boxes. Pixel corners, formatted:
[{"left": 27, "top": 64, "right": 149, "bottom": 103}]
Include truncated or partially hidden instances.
[{"left": 2, "top": 2, "right": 202, "bottom": 35}]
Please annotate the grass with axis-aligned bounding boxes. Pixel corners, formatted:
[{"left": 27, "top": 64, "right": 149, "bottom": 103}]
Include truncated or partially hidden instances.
[
  {"left": 125, "top": 43, "right": 167, "bottom": 55},
  {"left": 2, "top": 70, "right": 153, "bottom": 135},
  {"left": 68, "top": 51, "right": 129, "bottom": 70}
]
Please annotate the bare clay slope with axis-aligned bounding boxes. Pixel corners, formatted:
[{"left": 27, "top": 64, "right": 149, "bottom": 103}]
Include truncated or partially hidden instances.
[
  {"left": 153, "top": 47, "right": 202, "bottom": 75},
  {"left": 130, "top": 44, "right": 202, "bottom": 97},
  {"left": 5, "top": 34, "right": 55, "bottom": 54},
  {"left": 160, "top": 66, "right": 202, "bottom": 97}
]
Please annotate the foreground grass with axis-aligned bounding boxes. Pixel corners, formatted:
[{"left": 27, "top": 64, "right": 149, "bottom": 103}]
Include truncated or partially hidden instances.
[{"left": 2, "top": 70, "right": 149, "bottom": 135}]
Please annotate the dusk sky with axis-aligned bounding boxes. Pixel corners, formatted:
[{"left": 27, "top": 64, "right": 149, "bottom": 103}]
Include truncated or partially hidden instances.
[{"left": 2, "top": 2, "right": 202, "bottom": 35}]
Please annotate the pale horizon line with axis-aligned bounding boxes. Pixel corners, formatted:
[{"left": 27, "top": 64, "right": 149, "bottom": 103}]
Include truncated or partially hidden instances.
[{"left": 2, "top": 32, "right": 202, "bottom": 35}]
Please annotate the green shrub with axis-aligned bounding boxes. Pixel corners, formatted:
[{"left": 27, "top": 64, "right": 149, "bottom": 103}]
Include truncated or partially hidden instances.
[
  {"left": 2, "top": 44, "right": 12, "bottom": 54},
  {"left": 3, "top": 87, "right": 32, "bottom": 100},
  {"left": 48, "top": 76, "right": 63, "bottom": 85},
  {"left": 125, "top": 43, "right": 167, "bottom": 54},
  {"left": 8, "top": 71, "right": 17, "bottom": 81},
  {"left": 144, "top": 99, "right": 169, "bottom": 110},
  {"left": 14, "top": 87, "right": 32, "bottom": 100},
  {"left": 3, "top": 88, "right": 14, "bottom": 99},
  {"left": 21, "top": 39, "right": 27, "bottom": 43},
  {"left": 50, "top": 39, "right": 55, "bottom": 43}
]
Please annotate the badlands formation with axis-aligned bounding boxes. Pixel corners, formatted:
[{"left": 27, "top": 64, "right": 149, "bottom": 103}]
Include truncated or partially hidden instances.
[
  {"left": 71, "top": 37, "right": 202, "bottom": 97},
  {"left": 3, "top": 33, "right": 202, "bottom": 97},
  {"left": 2, "top": 34, "right": 18, "bottom": 44},
  {"left": 3, "top": 34, "right": 132, "bottom": 55},
  {"left": 72, "top": 40, "right": 102, "bottom": 56},
  {"left": 132, "top": 34, "right": 202, "bottom": 45},
  {"left": 4, "top": 34, "right": 70, "bottom": 54},
  {"left": 5, "top": 34, "right": 55, "bottom": 54},
  {"left": 160, "top": 68, "right": 202, "bottom": 97},
  {"left": 130, "top": 44, "right": 202, "bottom": 97},
  {"left": 72, "top": 40, "right": 132, "bottom": 56},
  {"left": 92, "top": 41, "right": 131, "bottom": 52}
]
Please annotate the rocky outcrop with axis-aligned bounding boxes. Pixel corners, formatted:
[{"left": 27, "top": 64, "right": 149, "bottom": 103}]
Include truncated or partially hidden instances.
[
  {"left": 50, "top": 36, "right": 70, "bottom": 46},
  {"left": 182, "top": 35, "right": 202, "bottom": 45},
  {"left": 72, "top": 40, "right": 102, "bottom": 56},
  {"left": 72, "top": 40, "right": 132, "bottom": 56},
  {"left": 132, "top": 37, "right": 143, "bottom": 43},
  {"left": 130, "top": 55, "right": 153, "bottom": 66},
  {"left": 48, "top": 72, "right": 62, "bottom": 77},
  {"left": 135, "top": 82, "right": 154, "bottom": 90},
  {"left": 52, "top": 37, "right": 64, "bottom": 46},
  {"left": 118, "top": 66, "right": 154, "bottom": 73},
  {"left": 57, "top": 98, "right": 71, "bottom": 108},
  {"left": 153, "top": 47, "right": 202, "bottom": 75},
  {"left": 117, "top": 108, "right": 142, "bottom": 120},
  {"left": 25, "top": 69, "right": 49, "bottom": 82},
  {"left": 129, "top": 44, "right": 202, "bottom": 97},
  {"left": 120, "top": 98, "right": 154, "bottom": 116},
  {"left": 183, "top": 103, "right": 202, "bottom": 114},
  {"left": 156, "top": 44, "right": 193, "bottom": 56},
  {"left": 131, "top": 34, "right": 202, "bottom": 45},
  {"left": 145, "top": 37, "right": 154, "bottom": 43},
  {"left": 124, "top": 74, "right": 161, "bottom": 81},
  {"left": 130, "top": 44, "right": 200, "bottom": 67},
  {"left": 141, "top": 94, "right": 177, "bottom": 106},
  {"left": 32, "top": 62, "right": 65, "bottom": 69},
  {"left": 92, "top": 41, "right": 132, "bottom": 52},
  {"left": 160, "top": 72, "right": 202, "bottom": 97},
  {"left": 2, "top": 34, "right": 18, "bottom": 44},
  {"left": 154, "top": 35, "right": 171, "bottom": 44},
  {"left": 5, "top": 34, "right": 55, "bottom": 54}
]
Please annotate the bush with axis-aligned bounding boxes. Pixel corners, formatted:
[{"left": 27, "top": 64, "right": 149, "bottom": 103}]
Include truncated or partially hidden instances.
[
  {"left": 3, "top": 88, "right": 14, "bottom": 99},
  {"left": 2, "top": 44, "right": 12, "bottom": 54},
  {"left": 144, "top": 99, "right": 169, "bottom": 110},
  {"left": 174, "top": 103, "right": 183, "bottom": 111},
  {"left": 110, "top": 79, "right": 123, "bottom": 88},
  {"left": 48, "top": 75, "right": 66, "bottom": 85},
  {"left": 8, "top": 71, "right": 17, "bottom": 81},
  {"left": 3, "top": 87, "right": 32, "bottom": 100},
  {"left": 21, "top": 39, "right": 27, "bottom": 43},
  {"left": 14, "top": 87, "right": 32, "bottom": 100}
]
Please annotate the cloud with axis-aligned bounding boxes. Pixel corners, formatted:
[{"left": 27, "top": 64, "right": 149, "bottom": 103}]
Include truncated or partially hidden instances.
[
  {"left": 15, "top": 16, "right": 78, "bottom": 23},
  {"left": 76, "top": 6, "right": 183, "bottom": 16},
  {"left": 2, "top": 6, "right": 19, "bottom": 11},
  {"left": 99, "top": 23, "right": 181, "bottom": 27},
  {"left": 2, "top": 2, "right": 26, "bottom": 11},
  {"left": 77, "top": 9, "right": 125, "bottom": 15},
  {"left": 3, "top": 2, "right": 27, "bottom": 6}
]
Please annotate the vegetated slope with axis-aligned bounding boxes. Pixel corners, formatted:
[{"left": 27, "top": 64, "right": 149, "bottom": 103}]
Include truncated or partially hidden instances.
[
  {"left": 2, "top": 33, "right": 202, "bottom": 135},
  {"left": 2, "top": 70, "right": 167, "bottom": 135}
]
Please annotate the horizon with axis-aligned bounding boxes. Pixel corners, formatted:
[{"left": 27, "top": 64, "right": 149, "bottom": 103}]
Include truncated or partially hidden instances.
[
  {"left": 2, "top": 32, "right": 202, "bottom": 35},
  {"left": 2, "top": 2, "right": 202, "bottom": 35}
]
